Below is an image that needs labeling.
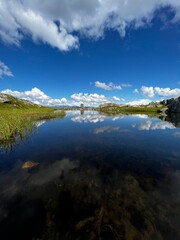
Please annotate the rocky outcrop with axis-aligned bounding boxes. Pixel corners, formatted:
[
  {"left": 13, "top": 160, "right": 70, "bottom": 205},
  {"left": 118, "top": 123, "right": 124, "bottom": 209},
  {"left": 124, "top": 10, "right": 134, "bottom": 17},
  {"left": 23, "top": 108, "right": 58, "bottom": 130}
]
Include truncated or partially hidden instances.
[
  {"left": 0, "top": 93, "right": 11, "bottom": 104},
  {"left": 167, "top": 97, "right": 180, "bottom": 113},
  {"left": 160, "top": 98, "right": 174, "bottom": 106},
  {"left": 0, "top": 92, "right": 38, "bottom": 107}
]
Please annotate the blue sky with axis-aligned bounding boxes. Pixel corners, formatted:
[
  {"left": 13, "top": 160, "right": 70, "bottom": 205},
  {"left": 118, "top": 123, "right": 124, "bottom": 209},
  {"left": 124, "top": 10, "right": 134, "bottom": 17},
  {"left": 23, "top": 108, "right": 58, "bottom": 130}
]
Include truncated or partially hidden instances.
[{"left": 0, "top": 0, "right": 180, "bottom": 106}]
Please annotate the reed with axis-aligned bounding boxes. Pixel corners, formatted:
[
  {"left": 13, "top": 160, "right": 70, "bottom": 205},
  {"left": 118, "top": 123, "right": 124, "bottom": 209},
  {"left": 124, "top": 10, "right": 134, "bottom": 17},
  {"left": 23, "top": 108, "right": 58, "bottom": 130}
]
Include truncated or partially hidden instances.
[{"left": 0, "top": 108, "right": 65, "bottom": 143}]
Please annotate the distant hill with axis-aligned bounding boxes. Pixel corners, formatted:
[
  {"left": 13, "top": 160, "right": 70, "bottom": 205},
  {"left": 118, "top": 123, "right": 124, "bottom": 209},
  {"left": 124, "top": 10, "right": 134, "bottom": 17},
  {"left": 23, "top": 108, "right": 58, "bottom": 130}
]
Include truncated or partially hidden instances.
[
  {"left": 98, "top": 97, "right": 180, "bottom": 114},
  {"left": 0, "top": 93, "right": 39, "bottom": 109},
  {"left": 54, "top": 105, "right": 80, "bottom": 109}
]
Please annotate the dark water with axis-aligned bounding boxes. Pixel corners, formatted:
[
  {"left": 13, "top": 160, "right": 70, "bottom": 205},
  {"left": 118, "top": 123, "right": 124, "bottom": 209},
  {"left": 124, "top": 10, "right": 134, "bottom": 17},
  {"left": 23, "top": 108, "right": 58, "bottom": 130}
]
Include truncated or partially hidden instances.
[{"left": 0, "top": 111, "right": 180, "bottom": 240}]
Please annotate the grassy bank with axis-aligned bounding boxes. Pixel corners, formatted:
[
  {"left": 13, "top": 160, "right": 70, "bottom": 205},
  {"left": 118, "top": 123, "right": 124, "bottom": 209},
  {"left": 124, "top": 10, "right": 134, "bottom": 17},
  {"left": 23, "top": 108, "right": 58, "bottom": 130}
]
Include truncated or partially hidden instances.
[
  {"left": 97, "top": 105, "right": 164, "bottom": 115},
  {"left": 0, "top": 107, "right": 65, "bottom": 143}
]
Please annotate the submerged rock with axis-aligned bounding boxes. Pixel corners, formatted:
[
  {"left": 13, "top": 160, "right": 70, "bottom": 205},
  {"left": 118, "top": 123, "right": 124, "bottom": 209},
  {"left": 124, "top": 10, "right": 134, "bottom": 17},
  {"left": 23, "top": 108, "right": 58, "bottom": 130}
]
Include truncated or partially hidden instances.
[{"left": 22, "top": 161, "right": 39, "bottom": 169}]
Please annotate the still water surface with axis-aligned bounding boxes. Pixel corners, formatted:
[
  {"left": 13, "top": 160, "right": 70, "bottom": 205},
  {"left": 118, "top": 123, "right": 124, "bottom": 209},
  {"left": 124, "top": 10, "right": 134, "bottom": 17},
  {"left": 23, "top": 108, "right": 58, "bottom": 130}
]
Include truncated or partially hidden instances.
[{"left": 0, "top": 111, "right": 180, "bottom": 240}]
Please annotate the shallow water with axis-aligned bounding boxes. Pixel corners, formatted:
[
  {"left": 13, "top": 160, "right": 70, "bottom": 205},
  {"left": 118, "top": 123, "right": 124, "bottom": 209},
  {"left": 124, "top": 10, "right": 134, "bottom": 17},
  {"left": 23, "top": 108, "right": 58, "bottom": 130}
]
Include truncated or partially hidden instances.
[{"left": 0, "top": 111, "right": 180, "bottom": 240}]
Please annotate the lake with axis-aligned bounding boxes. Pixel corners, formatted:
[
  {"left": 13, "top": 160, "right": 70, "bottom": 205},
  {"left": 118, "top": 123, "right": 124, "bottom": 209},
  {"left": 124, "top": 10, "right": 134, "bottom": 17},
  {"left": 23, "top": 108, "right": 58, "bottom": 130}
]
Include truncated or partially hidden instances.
[{"left": 0, "top": 111, "right": 180, "bottom": 240}]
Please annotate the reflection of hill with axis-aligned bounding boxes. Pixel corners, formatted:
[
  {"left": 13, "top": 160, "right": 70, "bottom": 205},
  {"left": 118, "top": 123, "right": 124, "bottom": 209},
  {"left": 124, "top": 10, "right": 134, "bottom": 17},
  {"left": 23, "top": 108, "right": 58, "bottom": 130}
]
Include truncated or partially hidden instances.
[{"left": 165, "top": 114, "right": 180, "bottom": 128}]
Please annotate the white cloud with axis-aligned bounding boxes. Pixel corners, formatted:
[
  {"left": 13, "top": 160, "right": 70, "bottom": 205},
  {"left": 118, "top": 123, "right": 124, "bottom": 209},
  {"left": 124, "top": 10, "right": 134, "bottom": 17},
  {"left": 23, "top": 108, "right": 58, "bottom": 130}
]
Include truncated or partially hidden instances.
[
  {"left": 71, "top": 113, "right": 107, "bottom": 123},
  {"left": 126, "top": 99, "right": 151, "bottom": 106},
  {"left": 71, "top": 92, "right": 121, "bottom": 105},
  {"left": 141, "top": 86, "right": 155, "bottom": 98},
  {"left": 0, "top": 0, "right": 78, "bottom": 51},
  {"left": 14, "top": 7, "right": 78, "bottom": 51},
  {"left": 134, "top": 120, "right": 175, "bottom": 131},
  {"left": 141, "top": 86, "right": 180, "bottom": 98},
  {"left": 68, "top": 111, "right": 124, "bottom": 123},
  {"left": 1, "top": 87, "right": 67, "bottom": 106},
  {"left": 68, "top": 110, "right": 111, "bottom": 123},
  {"left": 95, "top": 81, "right": 132, "bottom": 91},
  {"left": 35, "top": 120, "right": 46, "bottom": 128},
  {"left": 1, "top": 87, "right": 121, "bottom": 107},
  {"left": 131, "top": 114, "right": 149, "bottom": 119},
  {"left": 95, "top": 81, "right": 122, "bottom": 91},
  {"left": 70, "top": 111, "right": 126, "bottom": 124},
  {"left": 154, "top": 87, "right": 180, "bottom": 98},
  {"left": 133, "top": 88, "right": 139, "bottom": 94},
  {"left": 112, "top": 96, "right": 121, "bottom": 101},
  {"left": 0, "top": 1, "right": 180, "bottom": 50},
  {"left": 0, "top": 61, "right": 13, "bottom": 78}
]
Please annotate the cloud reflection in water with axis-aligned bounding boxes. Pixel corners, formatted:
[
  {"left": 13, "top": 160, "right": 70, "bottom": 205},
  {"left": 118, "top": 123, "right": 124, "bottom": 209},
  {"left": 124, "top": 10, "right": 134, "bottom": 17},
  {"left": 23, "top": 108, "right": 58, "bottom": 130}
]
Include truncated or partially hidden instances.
[{"left": 133, "top": 120, "right": 176, "bottom": 131}]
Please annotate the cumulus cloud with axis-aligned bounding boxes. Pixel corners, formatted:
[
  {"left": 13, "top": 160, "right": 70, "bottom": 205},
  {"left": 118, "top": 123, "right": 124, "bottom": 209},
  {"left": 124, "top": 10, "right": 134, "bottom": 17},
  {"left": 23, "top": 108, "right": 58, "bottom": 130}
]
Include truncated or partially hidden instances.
[
  {"left": 133, "top": 88, "right": 139, "bottom": 94},
  {"left": 2, "top": 87, "right": 67, "bottom": 106},
  {"left": 141, "top": 86, "right": 155, "bottom": 98},
  {"left": 1, "top": 0, "right": 180, "bottom": 50},
  {"left": 71, "top": 92, "right": 121, "bottom": 105},
  {"left": 1, "top": 87, "right": 121, "bottom": 107},
  {"left": 154, "top": 87, "right": 180, "bottom": 98},
  {"left": 126, "top": 99, "right": 151, "bottom": 106},
  {"left": 141, "top": 86, "right": 180, "bottom": 98},
  {"left": 71, "top": 112, "right": 107, "bottom": 123},
  {"left": 70, "top": 111, "right": 125, "bottom": 123},
  {"left": 0, "top": 0, "right": 78, "bottom": 50},
  {"left": 112, "top": 96, "right": 122, "bottom": 101},
  {"left": 0, "top": 61, "right": 13, "bottom": 78},
  {"left": 95, "top": 81, "right": 122, "bottom": 91},
  {"left": 95, "top": 81, "right": 132, "bottom": 91}
]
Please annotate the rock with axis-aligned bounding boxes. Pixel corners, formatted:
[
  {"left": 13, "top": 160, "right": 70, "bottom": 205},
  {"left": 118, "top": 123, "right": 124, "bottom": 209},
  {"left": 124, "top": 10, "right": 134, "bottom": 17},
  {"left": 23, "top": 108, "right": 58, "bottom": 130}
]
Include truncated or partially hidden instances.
[
  {"left": 167, "top": 97, "right": 180, "bottom": 113},
  {"left": 22, "top": 161, "right": 39, "bottom": 169},
  {"left": 0, "top": 93, "right": 11, "bottom": 104},
  {"left": 165, "top": 113, "right": 180, "bottom": 127}
]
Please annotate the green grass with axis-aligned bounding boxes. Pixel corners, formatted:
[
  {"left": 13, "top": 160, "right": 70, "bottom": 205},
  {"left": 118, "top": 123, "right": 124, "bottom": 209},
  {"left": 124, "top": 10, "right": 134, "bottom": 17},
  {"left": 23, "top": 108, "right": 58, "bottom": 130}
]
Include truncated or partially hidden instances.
[
  {"left": 97, "top": 105, "right": 164, "bottom": 115},
  {"left": 0, "top": 107, "right": 65, "bottom": 144}
]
